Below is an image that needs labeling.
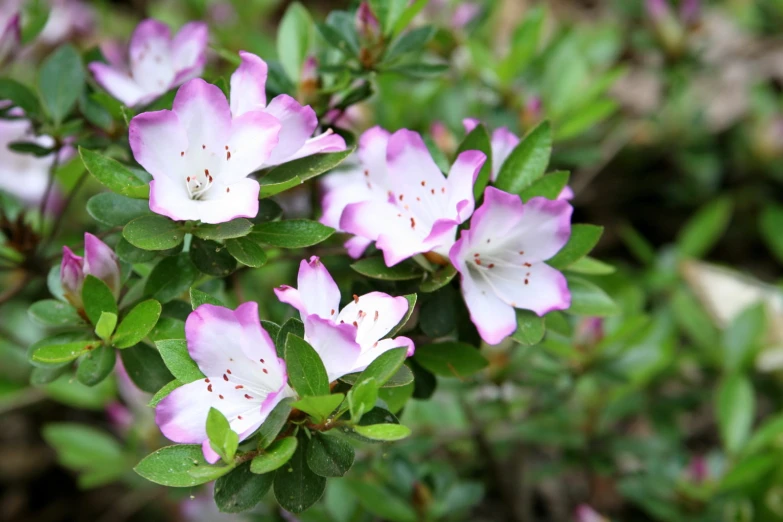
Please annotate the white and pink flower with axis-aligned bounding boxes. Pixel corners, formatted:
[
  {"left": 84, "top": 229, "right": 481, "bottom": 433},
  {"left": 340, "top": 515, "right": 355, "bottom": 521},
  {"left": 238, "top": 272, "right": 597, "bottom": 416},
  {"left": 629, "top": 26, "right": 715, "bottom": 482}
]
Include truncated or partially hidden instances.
[
  {"left": 329, "top": 128, "right": 485, "bottom": 266},
  {"left": 275, "top": 256, "right": 414, "bottom": 381},
  {"left": 89, "top": 19, "right": 208, "bottom": 107},
  {"left": 449, "top": 187, "right": 572, "bottom": 344},
  {"left": 129, "top": 50, "right": 346, "bottom": 224},
  {"left": 60, "top": 233, "right": 122, "bottom": 309},
  {"left": 155, "top": 302, "right": 293, "bottom": 464}
]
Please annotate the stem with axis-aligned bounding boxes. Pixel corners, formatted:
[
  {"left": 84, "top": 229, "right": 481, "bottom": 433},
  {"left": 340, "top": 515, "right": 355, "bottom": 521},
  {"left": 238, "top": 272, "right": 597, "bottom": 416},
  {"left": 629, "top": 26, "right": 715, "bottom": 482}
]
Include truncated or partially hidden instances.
[{"left": 37, "top": 144, "right": 62, "bottom": 228}]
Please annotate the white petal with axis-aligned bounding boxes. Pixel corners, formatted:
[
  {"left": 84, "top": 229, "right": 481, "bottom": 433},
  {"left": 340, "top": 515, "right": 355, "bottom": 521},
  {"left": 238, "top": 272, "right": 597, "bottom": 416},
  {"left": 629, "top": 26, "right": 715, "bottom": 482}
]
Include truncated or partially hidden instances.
[
  {"left": 304, "top": 315, "right": 362, "bottom": 382},
  {"left": 295, "top": 256, "right": 341, "bottom": 320},
  {"left": 229, "top": 51, "right": 268, "bottom": 117},
  {"left": 336, "top": 292, "right": 410, "bottom": 348}
]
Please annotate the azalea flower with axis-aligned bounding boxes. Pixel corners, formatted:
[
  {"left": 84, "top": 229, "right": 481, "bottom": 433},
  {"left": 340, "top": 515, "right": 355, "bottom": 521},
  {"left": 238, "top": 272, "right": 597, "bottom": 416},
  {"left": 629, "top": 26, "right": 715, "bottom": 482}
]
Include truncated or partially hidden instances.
[
  {"left": 89, "top": 19, "right": 208, "bottom": 107},
  {"left": 574, "top": 505, "right": 608, "bottom": 522},
  {"left": 228, "top": 51, "right": 346, "bottom": 166},
  {"left": 275, "top": 256, "right": 414, "bottom": 381},
  {"left": 61, "top": 233, "right": 122, "bottom": 310},
  {"left": 155, "top": 303, "right": 293, "bottom": 464},
  {"left": 336, "top": 128, "right": 486, "bottom": 266},
  {"left": 0, "top": 114, "right": 64, "bottom": 208},
  {"left": 449, "top": 187, "right": 572, "bottom": 344},
  {"left": 463, "top": 118, "right": 572, "bottom": 200},
  {"left": 0, "top": 11, "right": 19, "bottom": 66},
  {"left": 37, "top": 0, "right": 94, "bottom": 45},
  {"left": 129, "top": 71, "right": 281, "bottom": 223}
]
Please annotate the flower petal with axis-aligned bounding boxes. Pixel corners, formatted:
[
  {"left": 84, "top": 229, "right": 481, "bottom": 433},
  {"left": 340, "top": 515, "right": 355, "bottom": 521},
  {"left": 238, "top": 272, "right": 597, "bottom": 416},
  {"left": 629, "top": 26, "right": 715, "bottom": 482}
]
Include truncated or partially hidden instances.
[
  {"left": 186, "top": 303, "right": 283, "bottom": 389},
  {"left": 172, "top": 78, "right": 232, "bottom": 153},
  {"left": 128, "top": 19, "right": 175, "bottom": 95},
  {"left": 295, "top": 256, "right": 341, "bottom": 320},
  {"left": 222, "top": 110, "right": 280, "bottom": 184},
  {"left": 201, "top": 439, "right": 221, "bottom": 464},
  {"left": 60, "top": 246, "right": 84, "bottom": 306},
  {"left": 88, "top": 63, "right": 149, "bottom": 107},
  {"left": 170, "top": 21, "right": 208, "bottom": 84},
  {"left": 477, "top": 262, "right": 570, "bottom": 316},
  {"left": 229, "top": 51, "right": 268, "bottom": 117},
  {"left": 344, "top": 236, "right": 372, "bottom": 259},
  {"left": 303, "top": 315, "right": 362, "bottom": 382},
  {"left": 453, "top": 256, "right": 517, "bottom": 344},
  {"left": 83, "top": 233, "right": 121, "bottom": 298},
  {"left": 446, "top": 150, "right": 485, "bottom": 222},
  {"left": 353, "top": 336, "right": 414, "bottom": 374},
  {"left": 490, "top": 127, "right": 519, "bottom": 181},
  {"left": 129, "top": 109, "right": 188, "bottom": 181},
  {"left": 262, "top": 94, "right": 318, "bottom": 165},
  {"left": 386, "top": 129, "right": 444, "bottom": 191},
  {"left": 282, "top": 130, "right": 346, "bottom": 162},
  {"left": 357, "top": 126, "right": 391, "bottom": 186},
  {"left": 336, "top": 292, "right": 410, "bottom": 348},
  {"left": 197, "top": 177, "right": 260, "bottom": 224},
  {"left": 148, "top": 177, "right": 199, "bottom": 221},
  {"left": 319, "top": 168, "right": 372, "bottom": 230}
]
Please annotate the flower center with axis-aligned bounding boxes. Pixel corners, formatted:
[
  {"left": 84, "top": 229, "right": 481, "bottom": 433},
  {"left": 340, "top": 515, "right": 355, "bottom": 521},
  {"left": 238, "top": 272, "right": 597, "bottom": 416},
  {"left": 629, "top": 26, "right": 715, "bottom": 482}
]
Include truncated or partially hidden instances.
[{"left": 185, "top": 169, "right": 214, "bottom": 200}]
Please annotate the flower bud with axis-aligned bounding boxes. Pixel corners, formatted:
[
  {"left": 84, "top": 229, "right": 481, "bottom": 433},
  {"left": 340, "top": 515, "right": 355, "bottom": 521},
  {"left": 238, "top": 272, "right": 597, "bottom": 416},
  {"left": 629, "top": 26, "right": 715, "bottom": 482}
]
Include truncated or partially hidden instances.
[
  {"left": 356, "top": 2, "right": 381, "bottom": 43},
  {"left": 575, "top": 505, "right": 607, "bottom": 522},
  {"left": 298, "top": 56, "right": 320, "bottom": 104},
  {"left": 61, "top": 233, "right": 121, "bottom": 309},
  {"left": 451, "top": 3, "right": 480, "bottom": 30}
]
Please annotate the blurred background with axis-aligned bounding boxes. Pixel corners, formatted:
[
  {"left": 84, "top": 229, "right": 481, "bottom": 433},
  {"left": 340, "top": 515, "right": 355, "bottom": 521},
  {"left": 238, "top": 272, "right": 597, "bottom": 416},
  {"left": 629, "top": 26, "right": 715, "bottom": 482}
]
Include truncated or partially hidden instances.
[{"left": 3, "top": 0, "right": 783, "bottom": 520}]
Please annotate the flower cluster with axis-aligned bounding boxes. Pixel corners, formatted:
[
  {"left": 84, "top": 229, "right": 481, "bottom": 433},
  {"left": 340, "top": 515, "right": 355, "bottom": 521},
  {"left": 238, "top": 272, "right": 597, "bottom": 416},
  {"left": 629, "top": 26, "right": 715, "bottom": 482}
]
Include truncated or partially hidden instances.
[{"left": 321, "top": 125, "right": 574, "bottom": 343}]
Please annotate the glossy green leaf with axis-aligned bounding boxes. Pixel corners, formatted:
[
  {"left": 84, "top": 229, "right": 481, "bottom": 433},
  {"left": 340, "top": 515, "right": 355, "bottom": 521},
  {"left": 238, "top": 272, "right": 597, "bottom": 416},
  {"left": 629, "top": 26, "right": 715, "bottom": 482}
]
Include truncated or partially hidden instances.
[
  {"left": 75, "top": 345, "right": 116, "bottom": 386},
  {"left": 113, "top": 299, "right": 162, "bottom": 349},
  {"left": 348, "top": 377, "right": 378, "bottom": 422},
  {"left": 124, "top": 215, "right": 184, "bottom": 251},
  {"left": 28, "top": 300, "right": 85, "bottom": 327},
  {"left": 192, "top": 219, "right": 253, "bottom": 240},
  {"left": 292, "top": 394, "right": 344, "bottom": 422},
  {"left": 353, "top": 424, "right": 411, "bottom": 441},
  {"left": 250, "top": 219, "right": 334, "bottom": 248},
  {"left": 207, "top": 407, "right": 239, "bottom": 464},
  {"left": 156, "top": 339, "right": 205, "bottom": 383},
  {"left": 135, "top": 444, "right": 231, "bottom": 487},
  {"left": 548, "top": 225, "right": 603, "bottom": 270},
  {"left": 94, "top": 312, "right": 117, "bottom": 340},
  {"left": 273, "top": 435, "right": 326, "bottom": 513},
  {"left": 119, "top": 343, "right": 175, "bottom": 393},
  {"left": 677, "top": 197, "right": 733, "bottom": 258},
  {"left": 0, "top": 78, "right": 40, "bottom": 115},
  {"left": 512, "top": 309, "right": 545, "bottom": 345},
  {"left": 80, "top": 148, "right": 149, "bottom": 198},
  {"left": 723, "top": 302, "right": 766, "bottom": 373},
  {"left": 190, "top": 237, "right": 237, "bottom": 277},
  {"left": 82, "top": 275, "right": 117, "bottom": 326},
  {"left": 494, "top": 121, "right": 551, "bottom": 194},
  {"left": 285, "top": 334, "right": 329, "bottom": 397},
  {"left": 215, "top": 462, "right": 273, "bottom": 513},
  {"left": 144, "top": 254, "right": 198, "bottom": 303},
  {"left": 306, "top": 433, "right": 354, "bottom": 477},
  {"left": 566, "top": 277, "right": 620, "bottom": 316},
  {"left": 414, "top": 342, "right": 488, "bottom": 377},
  {"left": 350, "top": 257, "right": 423, "bottom": 281},
  {"left": 383, "top": 294, "right": 416, "bottom": 339},
  {"left": 86, "top": 193, "right": 151, "bottom": 227},
  {"left": 250, "top": 437, "right": 298, "bottom": 474},
  {"left": 519, "top": 171, "right": 570, "bottom": 202},
  {"left": 190, "top": 288, "right": 225, "bottom": 309},
  {"left": 32, "top": 339, "right": 100, "bottom": 365},
  {"left": 717, "top": 374, "right": 755, "bottom": 454},
  {"left": 257, "top": 397, "right": 295, "bottom": 449},
  {"left": 277, "top": 2, "right": 312, "bottom": 83},
  {"left": 38, "top": 45, "right": 84, "bottom": 125},
  {"left": 226, "top": 237, "right": 268, "bottom": 267}
]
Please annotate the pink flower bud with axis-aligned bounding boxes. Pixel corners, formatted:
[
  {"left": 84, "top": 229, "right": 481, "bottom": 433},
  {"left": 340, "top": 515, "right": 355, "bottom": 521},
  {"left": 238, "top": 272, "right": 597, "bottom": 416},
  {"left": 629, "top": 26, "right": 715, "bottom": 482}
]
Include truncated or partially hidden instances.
[
  {"left": 356, "top": 2, "right": 381, "bottom": 42},
  {"left": 687, "top": 454, "right": 708, "bottom": 483},
  {"left": 680, "top": 0, "right": 701, "bottom": 26},
  {"left": 60, "top": 246, "right": 85, "bottom": 309},
  {"left": 645, "top": 0, "right": 670, "bottom": 20},
  {"left": 60, "top": 233, "right": 121, "bottom": 309},
  {"left": 451, "top": 3, "right": 480, "bottom": 30},
  {"left": 575, "top": 317, "right": 604, "bottom": 347},
  {"left": 575, "top": 505, "right": 607, "bottom": 522}
]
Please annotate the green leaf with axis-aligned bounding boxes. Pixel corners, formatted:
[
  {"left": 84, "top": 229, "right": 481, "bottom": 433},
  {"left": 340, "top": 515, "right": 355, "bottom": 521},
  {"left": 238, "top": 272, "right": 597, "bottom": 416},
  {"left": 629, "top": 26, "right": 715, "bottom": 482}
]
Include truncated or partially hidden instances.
[
  {"left": 348, "top": 377, "right": 378, "bottom": 422},
  {"left": 565, "top": 256, "right": 615, "bottom": 275},
  {"left": 353, "top": 424, "right": 411, "bottom": 441},
  {"left": 341, "top": 364, "right": 413, "bottom": 388},
  {"left": 717, "top": 374, "right": 755, "bottom": 454},
  {"left": 273, "top": 435, "right": 326, "bottom": 513},
  {"left": 251, "top": 437, "right": 298, "bottom": 474},
  {"left": 276, "top": 318, "right": 304, "bottom": 356},
  {"left": 257, "top": 397, "right": 295, "bottom": 449},
  {"left": 190, "top": 237, "right": 237, "bottom": 276},
  {"left": 419, "top": 285, "right": 457, "bottom": 337},
  {"left": 420, "top": 264, "right": 457, "bottom": 293},
  {"left": 356, "top": 347, "right": 408, "bottom": 387},
  {"left": 135, "top": 444, "right": 231, "bottom": 487},
  {"left": 119, "top": 343, "right": 175, "bottom": 393},
  {"left": 94, "top": 312, "right": 117, "bottom": 341},
  {"left": 760, "top": 203, "right": 783, "bottom": 264},
  {"left": 555, "top": 99, "right": 618, "bottom": 141},
  {"left": 723, "top": 303, "right": 766, "bottom": 373},
  {"left": 80, "top": 148, "right": 149, "bottom": 198},
  {"left": 384, "top": 294, "right": 416, "bottom": 339},
  {"left": 190, "top": 288, "right": 225, "bottom": 309},
  {"left": 306, "top": 433, "right": 354, "bottom": 477},
  {"left": 512, "top": 310, "right": 545, "bottom": 345},
  {"left": 82, "top": 275, "right": 117, "bottom": 326},
  {"left": 38, "top": 45, "right": 84, "bottom": 125},
  {"left": 744, "top": 413, "right": 783, "bottom": 455},
  {"left": 86, "top": 192, "right": 151, "bottom": 227},
  {"left": 671, "top": 288, "right": 720, "bottom": 352},
  {"left": 385, "top": 25, "right": 435, "bottom": 62},
  {"left": 718, "top": 454, "right": 777, "bottom": 492},
  {"left": 9, "top": 141, "right": 53, "bottom": 156},
  {"left": 193, "top": 219, "right": 253, "bottom": 240},
  {"left": 215, "top": 462, "right": 274, "bottom": 513},
  {"left": 157, "top": 339, "right": 205, "bottom": 383},
  {"left": 292, "top": 394, "right": 344, "bottom": 422},
  {"left": 677, "top": 197, "right": 733, "bottom": 258},
  {"left": 414, "top": 342, "right": 487, "bottom": 378},
  {"left": 28, "top": 300, "right": 85, "bottom": 327},
  {"left": 123, "top": 215, "right": 184, "bottom": 251},
  {"left": 566, "top": 277, "right": 620, "bottom": 316},
  {"left": 113, "top": 299, "right": 162, "bottom": 349},
  {"left": 148, "top": 317, "right": 185, "bottom": 342},
  {"left": 207, "top": 407, "right": 239, "bottom": 464},
  {"left": 317, "top": 22, "right": 357, "bottom": 56},
  {"left": 494, "top": 121, "right": 552, "bottom": 194},
  {"left": 277, "top": 2, "right": 313, "bottom": 83},
  {"left": 31, "top": 365, "right": 70, "bottom": 385},
  {"left": 43, "top": 423, "right": 127, "bottom": 488},
  {"left": 496, "top": 6, "right": 544, "bottom": 85},
  {"left": 259, "top": 174, "right": 302, "bottom": 198},
  {"left": 350, "top": 257, "right": 423, "bottom": 281},
  {"left": 262, "top": 146, "right": 355, "bottom": 186},
  {"left": 226, "top": 237, "right": 268, "bottom": 267},
  {"left": 250, "top": 219, "right": 334, "bottom": 248},
  {"left": 456, "top": 124, "right": 493, "bottom": 201},
  {"left": 344, "top": 479, "right": 417, "bottom": 522},
  {"left": 144, "top": 254, "right": 198, "bottom": 303},
  {"left": 519, "top": 171, "right": 570, "bottom": 202},
  {"left": 115, "top": 238, "right": 156, "bottom": 264},
  {"left": 76, "top": 345, "right": 116, "bottom": 386},
  {"left": 285, "top": 334, "right": 329, "bottom": 397},
  {"left": 32, "top": 339, "right": 98, "bottom": 365},
  {"left": 370, "top": 0, "right": 407, "bottom": 34},
  {"left": 548, "top": 225, "right": 603, "bottom": 270},
  {"left": 0, "top": 78, "right": 40, "bottom": 115}
]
